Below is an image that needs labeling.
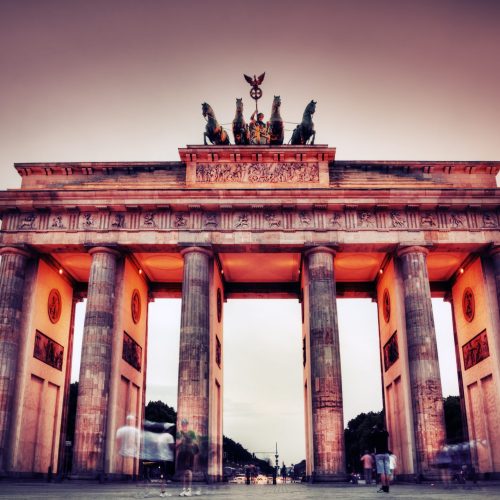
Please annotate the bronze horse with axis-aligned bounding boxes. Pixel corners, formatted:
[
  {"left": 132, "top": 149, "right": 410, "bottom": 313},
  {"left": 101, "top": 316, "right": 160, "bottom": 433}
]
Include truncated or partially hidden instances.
[
  {"left": 202, "top": 102, "right": 230, "bottom": 145},
  {"left": 268, "top": 95, "right": 284, "bottom": 145},
  {"left": 232, "top": 98, "right": 250, "bottom": 145},
  {"left": 290, "top": 100, "right": 316, "bottom": 145}
]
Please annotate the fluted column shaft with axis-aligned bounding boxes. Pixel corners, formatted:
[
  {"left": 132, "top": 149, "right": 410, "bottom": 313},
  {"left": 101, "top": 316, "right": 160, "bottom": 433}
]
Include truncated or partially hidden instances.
[
  {"left": 177, "top": 247, "right": 212, "bottom": 479},
  {"left": 305, "top": 247, "right": 345, "bottom": 480},
  {"left": 0, "top": 247, "right": 31, "bottom": 471},
  {"left": 397, "top": 246, "right": 446, "bottom": 476},
  {"left": 73, "top": 247, "right": 120, "bottom": 475}
]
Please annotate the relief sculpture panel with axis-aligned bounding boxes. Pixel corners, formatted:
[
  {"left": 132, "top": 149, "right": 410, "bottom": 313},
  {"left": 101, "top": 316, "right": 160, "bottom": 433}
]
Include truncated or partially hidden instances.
[{"left": 195, "top": 162, "right": 320, "bottom": 184}]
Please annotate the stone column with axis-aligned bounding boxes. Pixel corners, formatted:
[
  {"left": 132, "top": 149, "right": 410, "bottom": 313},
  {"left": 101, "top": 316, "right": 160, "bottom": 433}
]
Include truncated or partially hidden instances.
[
  {"left": 73, "top": 247, "right": 120, "bottom": 476},
  {"left": 305, "top": 246, "right": 345, "bottom": 481},
  {"left": 397, "top": 246, "right": 446, "bottom": 477},
  {"left": 0, "top": 247, "right": 31, "bottom": 472},
  {"left": 177, "top": 247, "right": 212, "bottom": 481}
]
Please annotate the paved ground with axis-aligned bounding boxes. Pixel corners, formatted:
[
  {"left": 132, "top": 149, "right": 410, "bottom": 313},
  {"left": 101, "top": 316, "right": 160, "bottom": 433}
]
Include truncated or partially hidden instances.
[{"left": 0, "top": 481, "right": 499, "bottom": 499}]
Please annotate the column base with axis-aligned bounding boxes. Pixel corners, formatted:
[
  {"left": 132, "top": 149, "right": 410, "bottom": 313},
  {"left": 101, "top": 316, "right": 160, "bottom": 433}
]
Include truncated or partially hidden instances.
[{"left": 311, "top": 471, "right": 349, "bottom": 482}]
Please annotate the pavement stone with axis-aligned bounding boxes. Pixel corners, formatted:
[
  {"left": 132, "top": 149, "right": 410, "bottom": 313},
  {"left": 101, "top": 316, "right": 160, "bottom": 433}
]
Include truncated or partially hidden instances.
[{"left": 0, "top": 481, "right": 500, "bottom": 499}]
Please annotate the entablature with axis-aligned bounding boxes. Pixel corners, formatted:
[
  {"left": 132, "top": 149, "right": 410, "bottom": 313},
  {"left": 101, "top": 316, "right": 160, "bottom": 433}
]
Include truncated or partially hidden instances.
[
  {"left": 11, "top": 145, "right": 500, "bottom": 191},
  {"left": 1, "top": 192, "right": 498, "bottom": 235}
]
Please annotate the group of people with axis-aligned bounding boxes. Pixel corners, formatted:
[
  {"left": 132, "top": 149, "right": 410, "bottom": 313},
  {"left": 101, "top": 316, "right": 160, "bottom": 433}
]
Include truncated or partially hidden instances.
[
  {"left": 117, "top": 417, "right": 394, "bottom": 495},
  {"left": 115, "top": 416, "right": 200, "bottom": 497},
  {"left": 357, "top": 424, "right": 395, "bottom": 493}
]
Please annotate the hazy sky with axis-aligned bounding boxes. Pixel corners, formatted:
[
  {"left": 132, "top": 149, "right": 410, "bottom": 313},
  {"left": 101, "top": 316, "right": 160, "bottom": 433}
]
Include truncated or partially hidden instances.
[{"left": 2, "top": 0, "right": 499, "bottom": 466}]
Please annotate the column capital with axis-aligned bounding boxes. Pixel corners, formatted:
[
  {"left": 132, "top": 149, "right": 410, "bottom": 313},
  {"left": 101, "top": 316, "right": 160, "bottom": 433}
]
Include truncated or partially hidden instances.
[
  {"left": 180, "top": 246, "right": 213, "bottom": 258},
  {"left": 87, "top": 246, "right": 121, "bottom": 258},
  {"left": 396, "top": 245, "right": 429, "bottom": 259},
  {"left": 304, "top": 245, "right": 337, "bottom": 258},
  {"left": 0, "top": 246, "right": 32, "bottom": 258}
]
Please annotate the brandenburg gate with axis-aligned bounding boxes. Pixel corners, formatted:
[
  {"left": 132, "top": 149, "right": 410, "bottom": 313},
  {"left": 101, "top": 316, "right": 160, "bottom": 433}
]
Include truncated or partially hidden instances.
[{"left": 0, "top": 144, "right": 499, "bottom": 481}]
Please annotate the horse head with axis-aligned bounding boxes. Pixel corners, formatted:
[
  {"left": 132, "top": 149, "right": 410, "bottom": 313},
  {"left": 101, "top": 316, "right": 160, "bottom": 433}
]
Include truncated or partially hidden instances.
[
  {"left": 305, "top": 100, "right": 317, "bottom": 115},
  {"left": 202, "top": 102, "right": 214, "bottom": 119},
  {"left": 235, "top": 98, "right": 244, "bottom": 113},
  {"left": 272, "top": 95, "right": 281, "bottom": 112}
]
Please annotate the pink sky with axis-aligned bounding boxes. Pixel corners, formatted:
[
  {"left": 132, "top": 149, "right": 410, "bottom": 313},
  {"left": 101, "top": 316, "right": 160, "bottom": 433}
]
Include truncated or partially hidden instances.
[{"left": 1, "top": 0, "right": 499, "bottom": 465}]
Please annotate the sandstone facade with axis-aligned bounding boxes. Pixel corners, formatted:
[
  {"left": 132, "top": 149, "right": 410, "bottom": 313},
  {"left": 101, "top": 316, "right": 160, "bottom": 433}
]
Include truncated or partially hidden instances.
[{"left": 0, "top": 145, "right": 498, "bottom": 480}]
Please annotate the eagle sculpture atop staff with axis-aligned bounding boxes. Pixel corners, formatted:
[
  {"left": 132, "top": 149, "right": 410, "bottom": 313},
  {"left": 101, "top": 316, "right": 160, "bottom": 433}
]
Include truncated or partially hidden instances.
[{"left": 244, "top": 72, "right": 265, "bottom": 113}]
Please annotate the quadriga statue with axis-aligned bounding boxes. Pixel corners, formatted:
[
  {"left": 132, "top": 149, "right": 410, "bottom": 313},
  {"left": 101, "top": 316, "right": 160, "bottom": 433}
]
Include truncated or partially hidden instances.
[
  {"left": 268, "top": 95, "right": 284, "bottom": 145},
  {"left": 202, "top": 102, "right": 230, "bottom": 145},
  {"left": 232, "top": 98, "right": 250, "bottom": 145},
  {"left": 290, "top": 100, "right": 316, "bottom": 145}
]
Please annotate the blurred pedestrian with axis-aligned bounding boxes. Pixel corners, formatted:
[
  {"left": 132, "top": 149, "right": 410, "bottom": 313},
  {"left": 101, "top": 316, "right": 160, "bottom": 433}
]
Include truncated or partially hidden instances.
[
  {"left": 370, "top": 424, "right": 391, "bottom": 493},
  {"left": 176, "top": 419, "right": 199, "bottom": 497},
  {"left": 388, "top": 450, "right": 397, "bottom": 483},
  {"left": 281, "top": 462, "right": 287, "bottom": 484},
  {"left": 360, "top": 450, "right": 374, "bottom": 485},
  {"left": 116, "top": 414, "right": 140, "bottom": 478}
]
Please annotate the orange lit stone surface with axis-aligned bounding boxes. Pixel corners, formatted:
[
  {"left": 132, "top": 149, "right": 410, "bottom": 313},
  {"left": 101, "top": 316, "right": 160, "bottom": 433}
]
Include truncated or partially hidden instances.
[{"left": 0, "top": 145, "right": 499, "bottom": 480}]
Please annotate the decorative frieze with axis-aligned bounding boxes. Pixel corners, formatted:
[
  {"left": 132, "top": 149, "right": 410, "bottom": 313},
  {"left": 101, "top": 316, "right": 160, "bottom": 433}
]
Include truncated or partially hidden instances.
[
  {"left": 110, "top": 213, "right": 125, "bottom": 229},
  {"left": 143, "top": 211, "right": 157, "bottom": 228},
  {"left": 448, "top": 212, "right": 466, "bottom": 229},
  {"left": 204, "top": 213, "right": 218, "bottom": 228},
  {"left": 420, "top": 212, "right": 437, "bottom": 228},
  {"left": 51, "top": 214, "right": 66, "bottom": 229},
  {"left": 173, "top": 212, "right": 188, "bottom": 229},
  {"left": 195, "top": 162, "right": 320, "bottom": 184},
  {"left": 8, "top": 207, "right": 499, "bottom": 233},
  {"left": 18, "top": 213, "right": 37, "bottom": 230},
  {"left": 390, "top": 210, "right": 407, "bottom": 228},
  {"left": 329, "top": 212, "right": 344, "bottom": 229},
  {"left": 358, "top": 210, "right": 376, "bottom": 228},
  {"left": 483, "top": 212, "right": 498, "bottom": 228},
  {"left": 81, "top": 212, "right": 95, "bottom": 229}
]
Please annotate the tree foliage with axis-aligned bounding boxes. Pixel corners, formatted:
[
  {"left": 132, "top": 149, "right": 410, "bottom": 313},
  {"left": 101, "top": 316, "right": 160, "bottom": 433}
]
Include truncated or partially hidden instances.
[
  {"left": 145, "top": 400, "right": 177, "bottom": 424},
  {"left": 66, "top": 382, "right": 79, "bottom": 443},
  {"left": 344, "top": 411, "right": 384, "bottom": 473},
  {"left": 443, "top": 395, "right": 465, "bottom": 444}
]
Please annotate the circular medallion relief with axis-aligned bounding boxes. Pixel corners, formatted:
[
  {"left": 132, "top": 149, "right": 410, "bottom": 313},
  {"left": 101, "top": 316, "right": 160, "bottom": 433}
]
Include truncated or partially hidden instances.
[
  {"left": 217, "top": 288, "right": 222, "bottom": 323},
  {"left": 131, "top": 289, "right": 141, "bottom": 324},
  {"left": 382, "top": 289, "right": 391, "bottom": 323},
  {"left": 462, "top": 287, "right": 475, "bottom": 323},
  {"left": 48, "top": 288, "right": 62, "bottom": 324}
]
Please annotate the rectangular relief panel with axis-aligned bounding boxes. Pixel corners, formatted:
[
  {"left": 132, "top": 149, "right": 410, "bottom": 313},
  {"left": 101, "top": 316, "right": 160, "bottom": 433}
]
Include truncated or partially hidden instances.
[
  {"left": 33, "top": 330, "right": 64, "bottom": 371},
  {"left": 122, "top": 331, "right": 142, "bottom": 372},
  {"left": 383, "top": 331, "right": 399, "bottom": 372},
  {"left": 182, "top": 146, "right": 334, "bottom": 189},
  {"left": 462, "top": 330, "right": 490, "bottom": 371}
]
